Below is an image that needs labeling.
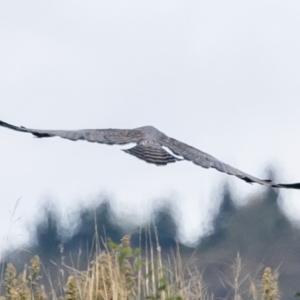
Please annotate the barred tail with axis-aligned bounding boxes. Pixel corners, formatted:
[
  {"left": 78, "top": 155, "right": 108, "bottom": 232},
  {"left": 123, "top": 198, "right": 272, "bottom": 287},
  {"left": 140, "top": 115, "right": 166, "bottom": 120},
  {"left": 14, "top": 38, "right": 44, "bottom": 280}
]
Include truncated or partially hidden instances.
[{"left": 123, "top": 144, "right": 181, "bottom": 165}]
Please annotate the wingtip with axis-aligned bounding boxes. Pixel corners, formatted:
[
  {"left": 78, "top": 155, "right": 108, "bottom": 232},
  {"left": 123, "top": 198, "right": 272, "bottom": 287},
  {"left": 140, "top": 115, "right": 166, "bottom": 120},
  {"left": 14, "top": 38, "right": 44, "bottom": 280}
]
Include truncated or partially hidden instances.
[
  {"left": 0, "top": 120, "right": 19, "bottom": 130},
  {"left": 278, "top": 182, "right": 300, "bottom": 189}
]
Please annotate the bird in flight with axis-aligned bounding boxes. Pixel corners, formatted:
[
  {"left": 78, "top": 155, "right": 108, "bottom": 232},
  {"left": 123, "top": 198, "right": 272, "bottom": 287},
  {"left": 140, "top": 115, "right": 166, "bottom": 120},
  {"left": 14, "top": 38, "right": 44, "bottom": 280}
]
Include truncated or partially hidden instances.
[{"left": 1, "top": 119, "right": 299, "bottom": 189}]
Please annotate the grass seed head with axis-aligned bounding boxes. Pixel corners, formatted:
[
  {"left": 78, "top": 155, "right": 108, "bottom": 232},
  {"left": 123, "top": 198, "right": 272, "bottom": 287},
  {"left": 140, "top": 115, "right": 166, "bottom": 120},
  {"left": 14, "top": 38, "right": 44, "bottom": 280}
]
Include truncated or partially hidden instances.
[{"left": 261, "top": 267, "right": 280, "bottom": 300}]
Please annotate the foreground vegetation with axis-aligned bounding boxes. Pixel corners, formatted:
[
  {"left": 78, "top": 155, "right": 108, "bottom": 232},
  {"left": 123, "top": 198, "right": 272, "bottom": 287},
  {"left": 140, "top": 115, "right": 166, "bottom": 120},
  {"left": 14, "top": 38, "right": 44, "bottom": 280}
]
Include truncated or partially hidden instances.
[
  {"left": 0, "top": 232, "right": 283, "bottom": 300},
  {"left": 2, "top": 176, "right": 300, "bottom": 299}
]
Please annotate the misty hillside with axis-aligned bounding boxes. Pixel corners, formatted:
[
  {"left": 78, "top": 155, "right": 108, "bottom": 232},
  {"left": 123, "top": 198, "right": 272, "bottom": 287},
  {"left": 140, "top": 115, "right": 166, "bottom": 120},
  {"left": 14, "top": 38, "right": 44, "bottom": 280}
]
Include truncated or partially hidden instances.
[{"left": 2, "top": 181, "right": 300, "bottom": 299}]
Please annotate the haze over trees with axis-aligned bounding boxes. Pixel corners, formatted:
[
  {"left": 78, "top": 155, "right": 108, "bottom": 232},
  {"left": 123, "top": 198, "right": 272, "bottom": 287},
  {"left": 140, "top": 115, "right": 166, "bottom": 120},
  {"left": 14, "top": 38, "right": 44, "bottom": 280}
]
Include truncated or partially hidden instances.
[{"left": 2, "top": 169, "right": 300, "bottom": 299}]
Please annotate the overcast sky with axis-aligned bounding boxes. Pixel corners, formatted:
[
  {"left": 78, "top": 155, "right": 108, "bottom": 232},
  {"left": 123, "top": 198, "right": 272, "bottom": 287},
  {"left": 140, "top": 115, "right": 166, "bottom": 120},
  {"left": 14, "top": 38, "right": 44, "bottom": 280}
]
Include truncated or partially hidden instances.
[{"left": 1, "top": 1, "right": 300, "bottom": 253}]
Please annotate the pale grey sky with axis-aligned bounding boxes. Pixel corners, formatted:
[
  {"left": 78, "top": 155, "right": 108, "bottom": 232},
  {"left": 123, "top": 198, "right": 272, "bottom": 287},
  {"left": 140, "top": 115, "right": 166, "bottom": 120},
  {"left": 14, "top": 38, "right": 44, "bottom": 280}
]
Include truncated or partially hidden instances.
[{"left": 1, "top": 1, "right": 300, "bottom": 253}]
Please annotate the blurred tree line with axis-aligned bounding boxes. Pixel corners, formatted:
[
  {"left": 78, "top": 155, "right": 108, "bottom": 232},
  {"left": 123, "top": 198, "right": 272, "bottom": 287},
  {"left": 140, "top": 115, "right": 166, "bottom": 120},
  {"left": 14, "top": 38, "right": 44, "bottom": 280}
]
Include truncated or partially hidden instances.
[{"left": 3, "top": 168, "right": 300, "bottom": 299}]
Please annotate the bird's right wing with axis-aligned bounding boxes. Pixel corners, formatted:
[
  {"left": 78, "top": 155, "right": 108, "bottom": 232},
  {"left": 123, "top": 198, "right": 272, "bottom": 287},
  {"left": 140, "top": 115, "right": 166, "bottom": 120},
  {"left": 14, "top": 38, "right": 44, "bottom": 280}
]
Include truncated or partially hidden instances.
[
  {"left": 160, "top": 136, "right": 300, "bottom": 189},
  {"left": 0, "top": 120, "right": 142, "bottom": 145}
]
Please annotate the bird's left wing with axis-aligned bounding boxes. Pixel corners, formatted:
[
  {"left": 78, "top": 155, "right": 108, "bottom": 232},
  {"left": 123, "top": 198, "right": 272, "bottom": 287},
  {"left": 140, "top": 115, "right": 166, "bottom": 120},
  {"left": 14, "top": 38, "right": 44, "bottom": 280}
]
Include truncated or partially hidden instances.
[
  {"left": 0, "top": 120, "right": 142, "bottom": 145},
  {"left": 160, "top": 136, "right": 300, "bottom": 189}
]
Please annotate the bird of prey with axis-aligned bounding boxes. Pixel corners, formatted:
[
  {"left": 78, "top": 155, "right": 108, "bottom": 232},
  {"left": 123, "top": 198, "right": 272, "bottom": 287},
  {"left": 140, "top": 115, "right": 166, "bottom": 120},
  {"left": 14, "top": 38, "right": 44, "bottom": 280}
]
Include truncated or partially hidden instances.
[{"left": 1, "top": 119, "right": 300, "bottom": 189}]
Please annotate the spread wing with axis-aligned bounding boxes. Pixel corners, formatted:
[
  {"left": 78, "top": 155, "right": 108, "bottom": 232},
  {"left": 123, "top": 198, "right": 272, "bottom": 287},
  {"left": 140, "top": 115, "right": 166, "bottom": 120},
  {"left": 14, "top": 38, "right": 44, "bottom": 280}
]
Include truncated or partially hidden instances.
[
  {"left": 2, "top": 119, "right": 300, "bottom": 189},
  {"left": 160, "top": 136, "right": 300, "bottom": 189},
  {"left": 0, "top": 120, "right": 142, "bottom": 145}
]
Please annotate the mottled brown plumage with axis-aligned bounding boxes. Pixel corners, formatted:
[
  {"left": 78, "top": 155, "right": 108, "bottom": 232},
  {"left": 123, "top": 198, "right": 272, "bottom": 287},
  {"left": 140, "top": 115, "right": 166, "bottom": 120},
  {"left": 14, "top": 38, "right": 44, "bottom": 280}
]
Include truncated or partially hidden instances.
[{"left": 1, "top": 120, "right": 299, "bottom": 189}]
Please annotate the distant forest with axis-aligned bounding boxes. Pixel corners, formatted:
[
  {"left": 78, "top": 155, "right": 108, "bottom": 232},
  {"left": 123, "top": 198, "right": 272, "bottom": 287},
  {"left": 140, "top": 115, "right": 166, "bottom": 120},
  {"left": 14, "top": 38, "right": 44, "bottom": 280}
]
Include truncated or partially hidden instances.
[{"left": 3, "top": 169, "right": 300, "bottom": 299}]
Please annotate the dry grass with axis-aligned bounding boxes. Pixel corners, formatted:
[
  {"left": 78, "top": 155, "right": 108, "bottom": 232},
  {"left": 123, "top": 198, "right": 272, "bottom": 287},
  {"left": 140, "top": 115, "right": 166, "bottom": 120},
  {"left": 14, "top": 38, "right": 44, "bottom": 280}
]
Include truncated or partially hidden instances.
[
  {"left": 0, "top": 231, "right": 283, "bottom": 300},
  {"left": 261, "top": 267, "right": 280, "bottom": 300}
]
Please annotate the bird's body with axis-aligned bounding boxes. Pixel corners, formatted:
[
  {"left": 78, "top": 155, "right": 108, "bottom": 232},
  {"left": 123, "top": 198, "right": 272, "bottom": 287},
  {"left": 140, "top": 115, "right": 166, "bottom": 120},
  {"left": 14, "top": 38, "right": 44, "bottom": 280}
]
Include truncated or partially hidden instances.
[{"left": 1, "top": 119, "right": 300, "bottom": 189}]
